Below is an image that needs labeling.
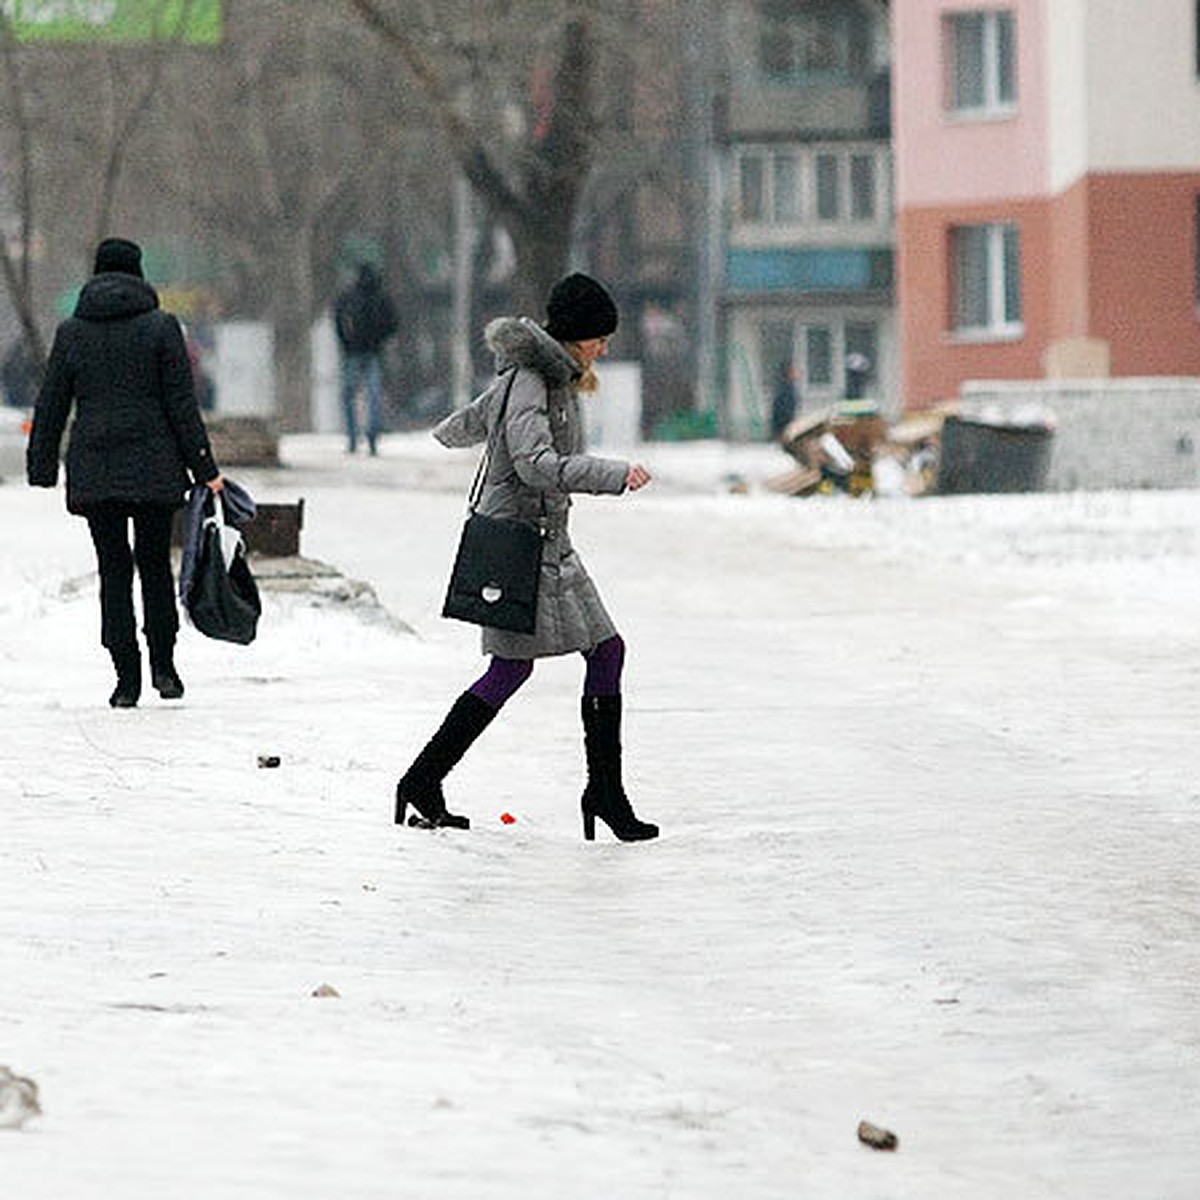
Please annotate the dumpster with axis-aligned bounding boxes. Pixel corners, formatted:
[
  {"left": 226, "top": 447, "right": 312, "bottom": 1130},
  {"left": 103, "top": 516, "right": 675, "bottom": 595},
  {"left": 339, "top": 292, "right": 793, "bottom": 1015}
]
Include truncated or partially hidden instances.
[{"left": 936, "top": 414, "right": 1054, "bottom": 494}]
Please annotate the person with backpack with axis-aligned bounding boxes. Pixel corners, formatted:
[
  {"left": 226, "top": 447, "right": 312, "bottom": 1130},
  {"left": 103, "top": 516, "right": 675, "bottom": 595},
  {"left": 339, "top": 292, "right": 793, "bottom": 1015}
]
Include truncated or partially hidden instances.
[{"left": 334, "top": 263, "right": 398, "bottom": 455}]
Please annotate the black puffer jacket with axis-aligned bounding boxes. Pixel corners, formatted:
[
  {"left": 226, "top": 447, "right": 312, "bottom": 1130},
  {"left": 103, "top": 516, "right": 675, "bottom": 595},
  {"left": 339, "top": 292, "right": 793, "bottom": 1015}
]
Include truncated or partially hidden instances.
[{"left": 26, "top": 273, "right": 218, "bottom": 513}]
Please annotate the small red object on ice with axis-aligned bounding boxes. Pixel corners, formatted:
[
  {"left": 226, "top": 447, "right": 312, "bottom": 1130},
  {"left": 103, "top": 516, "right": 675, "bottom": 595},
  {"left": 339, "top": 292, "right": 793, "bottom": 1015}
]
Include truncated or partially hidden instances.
[{"left": 500, "top": 812, "right": 517, "bottom": 824}]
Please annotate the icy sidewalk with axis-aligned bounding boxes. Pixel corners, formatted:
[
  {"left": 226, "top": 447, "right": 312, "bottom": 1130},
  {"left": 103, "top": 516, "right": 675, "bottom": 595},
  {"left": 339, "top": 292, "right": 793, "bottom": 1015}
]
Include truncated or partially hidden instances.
[{"left": 2, "top": 471, "right": 1200, "bottom": 1199}]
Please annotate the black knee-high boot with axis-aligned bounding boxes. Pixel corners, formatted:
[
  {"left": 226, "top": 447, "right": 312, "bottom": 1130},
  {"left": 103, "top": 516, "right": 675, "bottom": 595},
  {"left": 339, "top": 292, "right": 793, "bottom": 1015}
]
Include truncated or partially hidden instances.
[
  {"left": 395, "top": 692, "right": 498, "bottom": 829},
  {"left": 581, "top": 695, "right": 658, "bottom": 842}
]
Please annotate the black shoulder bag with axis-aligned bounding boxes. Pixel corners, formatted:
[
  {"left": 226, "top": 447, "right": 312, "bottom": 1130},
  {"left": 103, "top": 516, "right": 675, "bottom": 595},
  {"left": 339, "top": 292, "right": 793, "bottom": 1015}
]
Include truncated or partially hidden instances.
[
  {"left": 441, "top": 369, "right": 544, "bottom": 635},
  {"left": 187, "top": 490, "right": 262, "bottom": 645}
]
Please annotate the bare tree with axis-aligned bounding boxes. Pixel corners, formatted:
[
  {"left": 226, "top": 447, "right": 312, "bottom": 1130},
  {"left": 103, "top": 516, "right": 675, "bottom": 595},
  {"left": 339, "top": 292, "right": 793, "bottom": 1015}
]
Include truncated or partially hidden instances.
[
  {"left": 0, "top": 0, "right": 696, "bottom": 425},
  {"left": 0, "top": 0, "right": 206, "bottom": 380},
  {"left": 347, "top": 0, "right": 603, "bottom": 314},
  {"left": 0, "top": 14, "right": 47, "bottom": 374},
  {"left": 158, "top": 2, "right": 438, "bottom": 430},
  {"left": 92, "top": 0, "right": 201, "bottom": 246}
]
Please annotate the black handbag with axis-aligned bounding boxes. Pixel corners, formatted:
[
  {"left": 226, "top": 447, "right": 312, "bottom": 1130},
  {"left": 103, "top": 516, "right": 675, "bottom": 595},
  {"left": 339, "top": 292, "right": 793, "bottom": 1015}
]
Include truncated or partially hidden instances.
[
  {"left": 442, "top": 370, "right": 544, "bottom": 635},
  {"left": 187, "top": 492, "right": 262, "bottom": 645}
]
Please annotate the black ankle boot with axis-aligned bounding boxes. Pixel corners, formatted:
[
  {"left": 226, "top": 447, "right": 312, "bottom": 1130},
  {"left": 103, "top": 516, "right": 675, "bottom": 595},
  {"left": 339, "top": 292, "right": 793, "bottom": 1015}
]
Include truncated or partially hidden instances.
[
  {"left": 581, "top": 695, "right": 658, "bottom": 842},
  {"left": 395, "top": 692, "right": 498, "bottom": 829},
  {"left": 152, "top": 666, "right": 184, "bottom": 699},
  {"left": 149, "top": 639, "right": 184, "bottom": 700},
  {"left": 108, "top": 647, "right": 142, "bottom": 708}
]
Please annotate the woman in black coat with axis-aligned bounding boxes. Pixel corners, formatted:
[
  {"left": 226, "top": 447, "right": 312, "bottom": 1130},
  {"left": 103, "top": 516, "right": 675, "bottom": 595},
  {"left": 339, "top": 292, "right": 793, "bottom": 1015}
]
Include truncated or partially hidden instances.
[{"left": 27, "top": 238, "right": 224, "bottom": 707}]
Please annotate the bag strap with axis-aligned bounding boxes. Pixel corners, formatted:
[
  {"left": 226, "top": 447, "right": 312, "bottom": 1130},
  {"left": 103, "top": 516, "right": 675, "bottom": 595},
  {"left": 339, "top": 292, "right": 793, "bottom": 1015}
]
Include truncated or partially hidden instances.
[
  {"left": 467, "top": 366, "right": 519, "bottom": 513},
  {"left": 200, "top": 486, "right": 227, "bottom": 525}
]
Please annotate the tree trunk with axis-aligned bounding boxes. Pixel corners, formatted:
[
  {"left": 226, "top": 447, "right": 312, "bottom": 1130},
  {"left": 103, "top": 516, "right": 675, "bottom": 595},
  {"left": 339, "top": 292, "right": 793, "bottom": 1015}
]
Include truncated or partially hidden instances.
[
  {"left": 272, "top": 244, "right": 316, "bottom": 433},
  {"left": 273, "top": 314, "right": 313, "bottom": 433},
  {"left": 511, "top": 208, "right": 575, "bottom": 319}
]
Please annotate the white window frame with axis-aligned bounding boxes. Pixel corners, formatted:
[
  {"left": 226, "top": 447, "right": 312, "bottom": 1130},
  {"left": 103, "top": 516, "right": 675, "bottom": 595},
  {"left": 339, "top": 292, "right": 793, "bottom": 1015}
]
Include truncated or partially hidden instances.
[
  {"left": 771, "top": 151, "right": 802, "bottom": 222},
  {"left": 951, "top": 222, "right": 1023, "bottom": 339},
  {"left": 754, "top": 317, "right": 879, "bottom": 403},
  {"left": 805, "top": 324, "right": 834, "bottom": 388},
  {"left": 945, "top": 9, "right": 1017, "bottom": 118},
  {"left": 735, "top": 145, "right": 888, "bottom": 229},
  {"left": 814, "top": 153, "right": 841, "bottom": 223},
  {"left": 849, "top": 153, "right": 877, "bottom": 222},
  {"left": 738, "top": 151, "right": 767, "bottom": 223},
  {"left": 757, "top": 3, "right": 871, "bottom": 87}
]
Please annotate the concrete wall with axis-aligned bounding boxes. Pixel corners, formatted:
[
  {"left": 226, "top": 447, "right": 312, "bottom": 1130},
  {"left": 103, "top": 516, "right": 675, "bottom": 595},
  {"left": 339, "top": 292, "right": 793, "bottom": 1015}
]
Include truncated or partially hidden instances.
[
  {"left": 959, "top": 378, "right": 1200, "bottom": 490},
  {"left": 311, "top": 316, "right": 341, "bottom": 434},
  {"left": 1084, "top": 0, "right": 1200, "bottom": 172},
  {"left": 585, "top": 362, "right": 643, "bottom": 450},
  {"left": 1046, "top": 0, "right": 1088, "bottom": 194},
  {"left": 212, "top": 322, "right": 274, "bottom": 418}
]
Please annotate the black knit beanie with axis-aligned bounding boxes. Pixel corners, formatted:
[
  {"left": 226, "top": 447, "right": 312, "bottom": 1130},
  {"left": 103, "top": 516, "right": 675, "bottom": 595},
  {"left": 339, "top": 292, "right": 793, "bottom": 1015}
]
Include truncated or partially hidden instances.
[
  {"left": 544, "top": 272, "right": 618, "bottom": 342},
  {"left": 94, "top": 237, "right": 144, "bottom": 279}
]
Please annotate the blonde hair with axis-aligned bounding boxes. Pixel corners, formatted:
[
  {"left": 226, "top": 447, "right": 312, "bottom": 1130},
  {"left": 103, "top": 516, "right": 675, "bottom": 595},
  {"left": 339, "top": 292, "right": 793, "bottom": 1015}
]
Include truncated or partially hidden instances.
[{"left": 565, "top": 343, "right": 600, "bottom": 393}]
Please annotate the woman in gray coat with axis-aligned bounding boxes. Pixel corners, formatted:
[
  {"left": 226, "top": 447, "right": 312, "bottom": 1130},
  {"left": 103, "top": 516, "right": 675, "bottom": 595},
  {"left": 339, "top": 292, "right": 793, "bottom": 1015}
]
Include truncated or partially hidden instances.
[{"left": 396, "top": 273, "right": 658, "bottom": 841}]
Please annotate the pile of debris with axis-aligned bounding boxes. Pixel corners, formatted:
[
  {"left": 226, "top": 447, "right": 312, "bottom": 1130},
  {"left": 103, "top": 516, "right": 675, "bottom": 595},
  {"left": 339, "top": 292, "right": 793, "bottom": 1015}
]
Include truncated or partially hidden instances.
[
  {"left": 766, "top": 402, "right": 1052, "bottom": 498},
  {"left": 767, "top": 402, "right": 937, "bottom": 498}
]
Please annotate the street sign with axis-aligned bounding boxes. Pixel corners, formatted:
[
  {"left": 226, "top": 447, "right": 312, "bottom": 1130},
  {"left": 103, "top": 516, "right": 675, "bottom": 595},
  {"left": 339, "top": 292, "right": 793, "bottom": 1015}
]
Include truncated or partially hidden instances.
[{"left": 0, "top": 1, "right": 221, "bottom": 45}]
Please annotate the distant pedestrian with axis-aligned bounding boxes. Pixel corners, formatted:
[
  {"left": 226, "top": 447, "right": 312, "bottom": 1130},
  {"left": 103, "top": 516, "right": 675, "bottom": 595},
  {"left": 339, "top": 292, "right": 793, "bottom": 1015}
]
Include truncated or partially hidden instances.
[
  {"left": 394, "top": 272, "right": 659, "bottom": 842},
  {"left": 26, "top": 237, "right": 224, "bottom": 707},
  {"left": 334, "top": 262, "right": 398, "bottom": 455},
  {"left": 1, "top": 338, "right": 36, "bottom": 408},
  {"left": 845, "top": 350, "right": 872, "bottom": 400},
  {"left": 770, "top": 360, "right": 800, "bottom": 441}
]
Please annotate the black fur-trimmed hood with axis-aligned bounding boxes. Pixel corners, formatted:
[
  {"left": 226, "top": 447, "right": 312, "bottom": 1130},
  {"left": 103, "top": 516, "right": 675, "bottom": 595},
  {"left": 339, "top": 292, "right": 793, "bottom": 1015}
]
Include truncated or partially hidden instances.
[{"left": 484, "top": 316, "right": 579, "bottom": 388}]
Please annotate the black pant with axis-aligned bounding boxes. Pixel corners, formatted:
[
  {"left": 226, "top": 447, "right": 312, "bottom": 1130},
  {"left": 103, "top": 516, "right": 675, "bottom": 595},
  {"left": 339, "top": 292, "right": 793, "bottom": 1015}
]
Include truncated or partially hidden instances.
[{"left": 84, "top": 502, "right": 178, "bottom": 659}]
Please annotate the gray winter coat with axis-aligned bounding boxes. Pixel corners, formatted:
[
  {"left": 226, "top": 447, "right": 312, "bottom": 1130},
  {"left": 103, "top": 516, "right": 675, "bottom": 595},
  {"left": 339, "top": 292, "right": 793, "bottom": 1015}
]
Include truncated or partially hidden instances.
[{"left": 434, "top": 316, "right": 629, "bottom": 659}]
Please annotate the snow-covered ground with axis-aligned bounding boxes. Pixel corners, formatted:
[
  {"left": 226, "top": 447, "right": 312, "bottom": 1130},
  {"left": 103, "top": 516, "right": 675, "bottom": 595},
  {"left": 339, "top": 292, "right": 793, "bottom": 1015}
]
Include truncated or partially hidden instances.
[{"left": 2, "top": 432, "right": 1198, "bottom": 1198}]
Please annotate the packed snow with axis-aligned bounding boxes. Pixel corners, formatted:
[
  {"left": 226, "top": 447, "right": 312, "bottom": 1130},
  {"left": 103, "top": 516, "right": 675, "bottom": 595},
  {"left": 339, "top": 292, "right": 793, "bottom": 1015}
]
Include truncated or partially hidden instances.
[{"left": 2, "top": 432, "right": 1198, "bottom": 1198}]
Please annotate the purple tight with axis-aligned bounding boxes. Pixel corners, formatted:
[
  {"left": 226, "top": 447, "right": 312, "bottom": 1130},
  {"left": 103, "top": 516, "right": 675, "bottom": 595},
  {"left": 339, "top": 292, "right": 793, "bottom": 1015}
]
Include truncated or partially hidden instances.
[
  {"left": 583, "top": 632, "right": 625, "bottom": 697},
  {"left": 468, "top": 634, "right": 625, "bottom": 710}
]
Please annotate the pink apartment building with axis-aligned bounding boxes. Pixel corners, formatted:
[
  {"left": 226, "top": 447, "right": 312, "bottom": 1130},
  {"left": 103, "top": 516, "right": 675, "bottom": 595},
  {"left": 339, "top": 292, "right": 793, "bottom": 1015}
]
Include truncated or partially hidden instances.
[{"left": 893, "top": 0, "right": 1200, "bottom": 411}]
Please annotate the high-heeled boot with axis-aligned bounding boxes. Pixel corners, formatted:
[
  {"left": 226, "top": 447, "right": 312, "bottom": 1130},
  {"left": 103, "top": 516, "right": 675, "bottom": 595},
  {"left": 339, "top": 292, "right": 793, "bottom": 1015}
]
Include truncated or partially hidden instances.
[
  {"left": 580, "top": 695, "right": 658, "bottom": 842},
  {"left": 108, "top": 645, "right": 142, "bottom": 708},
  {"left": 395, "top": 692, "right": 498, "bottom": 829}
]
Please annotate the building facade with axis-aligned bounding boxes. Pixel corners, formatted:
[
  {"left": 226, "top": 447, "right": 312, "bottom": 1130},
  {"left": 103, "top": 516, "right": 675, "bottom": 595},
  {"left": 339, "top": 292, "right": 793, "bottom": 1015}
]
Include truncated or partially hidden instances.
[
  {"left": 893, "top": 0, "right": 1200, "bottom": 411},
  {"left": 716, "top": 0, "right": 896, "bottom": 438}
]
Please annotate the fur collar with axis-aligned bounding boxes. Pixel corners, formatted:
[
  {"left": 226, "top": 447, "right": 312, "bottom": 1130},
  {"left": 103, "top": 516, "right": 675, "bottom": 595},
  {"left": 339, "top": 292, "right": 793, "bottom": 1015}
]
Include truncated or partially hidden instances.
[{"left": 484, "top": 316, "right": 579, "bottom": 387}]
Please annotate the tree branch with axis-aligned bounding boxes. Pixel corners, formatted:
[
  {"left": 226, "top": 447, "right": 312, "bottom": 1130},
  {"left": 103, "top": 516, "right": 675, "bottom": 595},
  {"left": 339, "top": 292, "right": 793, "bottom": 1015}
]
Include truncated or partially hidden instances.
[
  {"left": 346, "top": 0, "right": 527, "bottom": 226},
  {"left": 0, "top": 14, "right": 46, "bottom": 368},
  {"left": 94, "top": 0, "right": 203, "bottom": 242}
]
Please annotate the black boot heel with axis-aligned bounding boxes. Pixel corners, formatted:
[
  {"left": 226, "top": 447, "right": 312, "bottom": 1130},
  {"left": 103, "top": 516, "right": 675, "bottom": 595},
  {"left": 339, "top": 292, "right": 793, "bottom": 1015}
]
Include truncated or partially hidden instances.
[
  {"left": 395, "top": 777, "right": 470, "bottom": 830},
  {"left": 582, "top": 783, "right": 657, "bottom": 842}
]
